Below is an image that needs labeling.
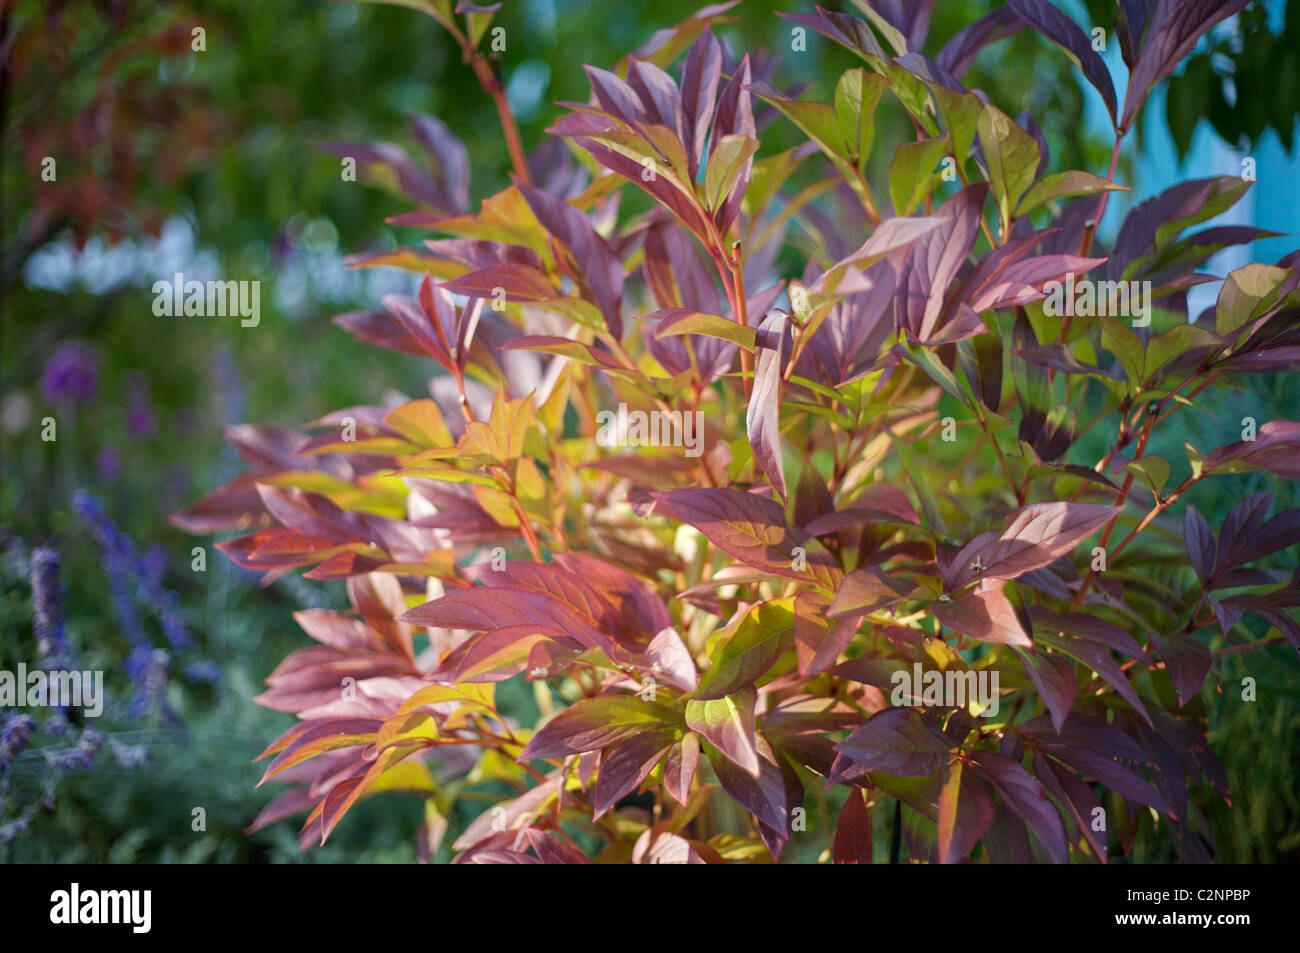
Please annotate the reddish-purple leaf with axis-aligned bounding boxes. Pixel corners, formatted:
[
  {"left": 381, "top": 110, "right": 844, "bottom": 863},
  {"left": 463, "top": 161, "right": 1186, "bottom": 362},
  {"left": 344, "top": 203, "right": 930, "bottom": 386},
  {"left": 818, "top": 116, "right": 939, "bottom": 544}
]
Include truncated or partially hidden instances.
[
  {"left": 519, "top": 694, "right": 682, "bottom": 761},
  {"left": 938, "top": 759, "right": 996, "bottom": 864},
  {"left": 663, "top": 731, "right": 701, "bottom": 806},
  {"left": 832, "top": 789, "right": 874, "bottom": 863},
  {"left": 679, "top": 28, "right": 722, "bottom": 178},
  {"left": 835, "top": 708, "right": 953, "bottom": 778},
  {"left": 967, "top": 751, "right": 1068, "bottom": 864},
  {"left": 934, "top": 581, "right": 1033, "bottom": 647},
  {"left": 652, "top": 487, "right": 842, "bottom": 589},
  {"left": 592, "top": 730, "right": 675, "bottom": 817},
  {"left": 1149, "top": 632, "right": 1213, "bottom": 707},
  {"left": 944, "top": 501, "right": 1120, "bottom": 591},
  {"left": 1015, "top": 647, "right": 1076, "bottom": 732}
]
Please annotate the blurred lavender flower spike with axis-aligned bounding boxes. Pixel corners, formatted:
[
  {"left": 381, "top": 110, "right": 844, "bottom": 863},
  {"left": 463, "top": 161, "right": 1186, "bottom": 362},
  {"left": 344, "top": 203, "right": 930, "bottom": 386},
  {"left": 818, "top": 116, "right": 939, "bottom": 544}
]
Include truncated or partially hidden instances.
[
  {"left": 1, "top": 714, "right": 37, "bottom": 772},
  {"left": 30, "top": 547, "right": 66, "bottom": 658},
  {"left": 74, "top": 489, "right": 192, "bottom": 651},
  {"left": 183, "top": 659, "right": 222, "bottom": 685},
  {"left": 45, "top": 727, "right": 106, "bottom": 772},
  {"left": 41, "top": 341, "right": 100, "bottom": 405}
]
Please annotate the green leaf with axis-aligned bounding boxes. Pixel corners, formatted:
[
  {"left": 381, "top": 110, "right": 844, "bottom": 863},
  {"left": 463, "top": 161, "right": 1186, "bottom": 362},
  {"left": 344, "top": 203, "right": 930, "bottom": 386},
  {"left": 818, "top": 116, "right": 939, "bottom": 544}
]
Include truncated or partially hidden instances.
[
  {"left": 1124, "top": 454, "right": 1170, "bottom": 495},
  {"left": 1215, "top": 263, "right": 1292, "bottom": 336},
  {"left": 834, "top": 68, "right": 889, "bottom": 172},
  {"left": 1017, "top": 171, "right": 1128, "bottom": 217},
  {"left": 889, "top": 138, "right": 949, "bottom": 215},
  {"left": 929, "top": 86, "right": 983, "bottom": 172},
  {"left": 1143, "top": 324, "right": 1220, "bottom": 380},
  {"left": 705, "top": 134, "right": 760, "bottom": 211},
  {"left": 685, "top": 690, "right": 760, "bottom": 776},
  {"left": 655, "top": 311, "right": 758, "bottom": 350},
  {"left": 977, "top": 104, "right": 1040, "bottom": 237},
  {"left": 1100, "top": 317, "right": 1144, "bottom": 389},
  {"left": 695, "top": 598, "right": 796, "bottom": 699}
]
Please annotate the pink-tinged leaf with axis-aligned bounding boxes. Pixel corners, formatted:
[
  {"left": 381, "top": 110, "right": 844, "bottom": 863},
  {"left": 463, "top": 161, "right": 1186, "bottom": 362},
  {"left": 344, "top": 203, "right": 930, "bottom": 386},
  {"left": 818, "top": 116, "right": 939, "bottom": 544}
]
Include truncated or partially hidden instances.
[
  {"left": 520, "top": 694, "right": 683, "bottom": 761},
  {"left": 652, "top": 487, "right": 841, "bottom": 589},
  {"left": 707, "top": 733, "right": 802, "bottom": 858},
  {"left": 521, "top": 828, "right": 593, "bottom": 864},
  {"left": 709, "top": 55, "right": 754, "bottom": 233},
  {"left": 402, "top": 587, "right": 607, "bottom": 654},
  {"left": 748, "top": 309, "right": 789, "bottom": 503},
  {"left": 794, "top": 591, "right": 859, "bottom": 676},
  {"left": 967, "top": 751, "right": 1068, "bottom": 864},
  {"left": 686, "top": 688, "right": 760, "bottom": 777},
  {"left": 892, "top": 184, "right": 987, "bottom": 342},
  {"left": 628, "top": 58, "right": 682, "bottom": 134},
  {"left": 938, "top": 759, "right": 996, "bottom": 864},
  {"left": 1148, "top": 632, "right": 1213, "bottom": 707},
  {"left": 632, "top": 824, "right": 709, "bottom": 864},
  {"left": 803, "top": 485, "right": 920, "bottom": 533},
  {"left": 1033, "top": 753, "right": 1108, "bottom": 862},
  {"left": 933, "top": 581, "right": 1033, "bottom": 648},
  {"left": 382, "top": 290, "right": 455, "bottom": 373},
  {"left": 679, "top": 28, "right": 722, "bottom": 177},
  {"left": 834, "top": 708, "right": 953, "bottom": 778},
  {"left": 967, "top": 254, "right": 1107, "bottom": 312},
  {"left": 832, "top": 789, "right": 873, "bottom": 863},
  {"left": 592, "top": 730, "right": 676, "bottom": 817},
  {"left": 453, "top": 775, "right": 563, "bottom": 851},
  {"left": 663, "top": 731, "right": 701, "bottom": 806},
  {"left": 828, "top": 567, "right": 913, "bottom": 619},
  {"left": 454, "top": 626, "right": 568, "bottom": 682},
  {"left": 1014, "top": 648, "right": 1076, "bottom": 732},
  {"left": 645, "top": 627, "right": 698, "bottom": 693},
  {"left": 944, "top": 502, "right": 1120, "bottom": 591}
]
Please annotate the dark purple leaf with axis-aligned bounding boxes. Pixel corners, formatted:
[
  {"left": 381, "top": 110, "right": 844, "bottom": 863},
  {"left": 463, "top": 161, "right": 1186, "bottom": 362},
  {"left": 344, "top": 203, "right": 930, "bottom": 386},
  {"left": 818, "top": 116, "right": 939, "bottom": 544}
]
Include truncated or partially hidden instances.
[
  {"left": 968, "top": 751, "right": 1068, "bottom": 863},
  {"left": 1006, "top": 0, "right": 1118, "bottom": 126},
  {"left": 1120, "top": 1, "right": 1251, "bottom": 132},
  {"left": 835, "top": 708, "right": 953, "bottom": 778}
]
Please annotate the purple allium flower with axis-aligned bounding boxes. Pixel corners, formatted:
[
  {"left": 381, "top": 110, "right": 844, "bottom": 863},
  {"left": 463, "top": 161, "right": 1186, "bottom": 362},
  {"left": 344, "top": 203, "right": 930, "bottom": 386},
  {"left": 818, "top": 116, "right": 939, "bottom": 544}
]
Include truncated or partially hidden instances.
[
  {"left": 30, "top": 547, "right": 66, "bottom": 658},
  {"left": 95, "top": 446, "right": 121, "bottom": 483},
  {"left": 41, "top": 341, "right": 100, "bottom": 405}
]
